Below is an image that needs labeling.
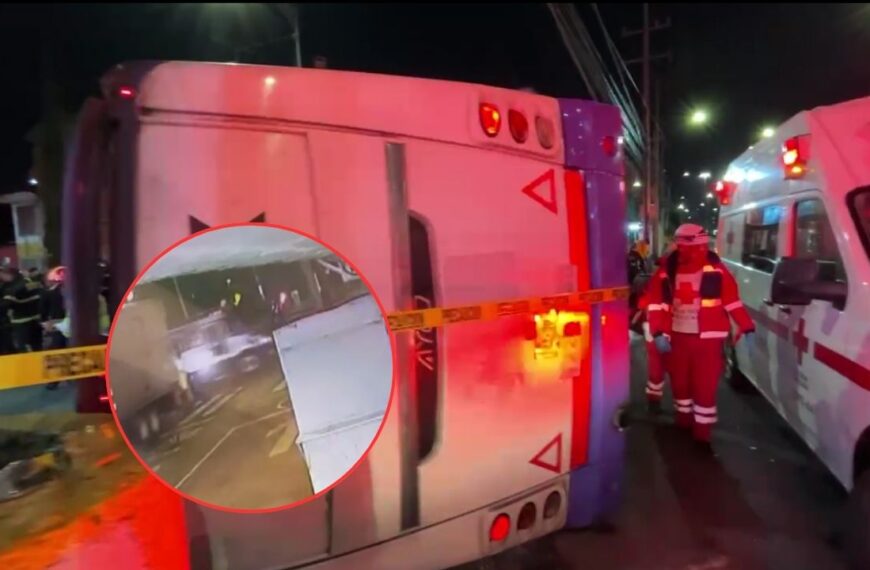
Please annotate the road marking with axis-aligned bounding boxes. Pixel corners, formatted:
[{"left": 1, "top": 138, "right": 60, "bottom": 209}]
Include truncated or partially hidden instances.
[
  {"left": 175, "top": 410, "right": 288, "bottom": 490},
  {"left": 268, "top": 426, "right": 297, "bottom": 458},
  {"left": 182, "top": 393, "right": 222, "bottom": 424},
  {"left": 202, "top": 387, "right": 242, "bottom": 417}
]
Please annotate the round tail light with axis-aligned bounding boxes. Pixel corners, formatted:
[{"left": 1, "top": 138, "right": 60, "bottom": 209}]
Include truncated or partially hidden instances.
[
  {"left": 489, "top": 513, "right": 511, "bottom": 542},
  {"left": 517, "top": 502, "right": 537, "bottom": 530},
  {"left": 543, "top": 491, "right": 562, "bottom": 519},
  {"left": 601, "top": 135, "right": 617, "bottom": 157},
  {"left": 479, "top": 103, "right": 501, "bottom": 138},
  {"left": 508, "top": 110, "right": 529, "bottom": 143},
  {"left": 536, "top": 116, "right": 555, "bottom": 149}
]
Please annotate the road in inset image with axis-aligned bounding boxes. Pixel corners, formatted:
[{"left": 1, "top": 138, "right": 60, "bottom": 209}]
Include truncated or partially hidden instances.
[{"left": 106, "top": 224, "right": 393, "bottom": 511}]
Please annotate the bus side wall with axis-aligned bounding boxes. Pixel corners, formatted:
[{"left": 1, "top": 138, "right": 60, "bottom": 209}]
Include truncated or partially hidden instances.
[{"left": 559, "top": 100, "right": 629, "bottom": 527}]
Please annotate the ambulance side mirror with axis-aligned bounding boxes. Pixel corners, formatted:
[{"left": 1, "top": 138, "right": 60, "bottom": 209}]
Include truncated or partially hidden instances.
[{"left": 770, "top": 257, "right": 847, "bottom": 310}]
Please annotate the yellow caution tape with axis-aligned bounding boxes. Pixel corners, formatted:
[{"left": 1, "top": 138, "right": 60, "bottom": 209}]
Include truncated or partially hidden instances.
[
  {"left": 0, "top": 344, "right": 106, "bottom": 390},
  {"left": 0, "top": 286, "right": 628, "bottom": 391},
  {"left": 387, "top": 286, "right": 629, "bottom": 331}
]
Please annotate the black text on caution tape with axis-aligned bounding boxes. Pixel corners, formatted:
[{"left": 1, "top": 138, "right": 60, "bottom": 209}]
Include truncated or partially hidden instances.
[{"left": 42, "top": 349, "right": 106, "bottom": 380}]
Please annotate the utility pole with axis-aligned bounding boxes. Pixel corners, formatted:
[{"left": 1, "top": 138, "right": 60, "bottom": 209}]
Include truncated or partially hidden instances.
[{"left": 622, "top": 4, "right": 670, "bottom": 255}]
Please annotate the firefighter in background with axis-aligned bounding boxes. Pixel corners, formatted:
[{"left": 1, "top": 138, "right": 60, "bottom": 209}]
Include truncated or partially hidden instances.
[
  {"left": 0, "top": 266, "right": 44, "bottom": 352},
  {"left": 41, "top": 266, "right": 68, "bottom": 391},
  {"left": 647, "top": 224, "right": 755, "bottom": 444}
]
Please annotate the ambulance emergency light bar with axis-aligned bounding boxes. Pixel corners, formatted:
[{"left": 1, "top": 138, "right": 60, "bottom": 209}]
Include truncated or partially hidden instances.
[{"left": 782, "top": 134, "right": 810, "bottom": 180}]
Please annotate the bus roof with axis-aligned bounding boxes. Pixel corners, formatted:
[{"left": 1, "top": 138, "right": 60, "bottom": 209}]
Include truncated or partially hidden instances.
[
  {"left": 721, "top": 95, "right": 870, "bottom": 213},
  {"left": 102, "top": 60, "right": 566, "bottom": 163}
]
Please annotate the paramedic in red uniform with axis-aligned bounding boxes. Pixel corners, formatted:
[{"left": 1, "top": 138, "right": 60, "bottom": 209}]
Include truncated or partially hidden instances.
[
  {"left": 637, "top": 244, "right": 674, "bottom": 412},
  {"left": 647, "top": 224, "right": 755, "bottom": 443}
]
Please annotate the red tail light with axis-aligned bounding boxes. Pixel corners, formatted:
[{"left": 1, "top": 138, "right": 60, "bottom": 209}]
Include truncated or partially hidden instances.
[
  {"left": 601, "top": 135, "right": 617, "bottom": 157},
  {"left": 479, "top": 103, "right": 501, "bottom": 137},
  {"left": 536, "top": 116, "right": 555, "bottom": 149},
  {"left": 508, "top": 109, "right": 529, "bottom": 143},
  {"left": 117, "top": 86, "right": 136, "bottom": 99},
  {"left": 489, "top": 513, "right": 511, "bottom": 542}
]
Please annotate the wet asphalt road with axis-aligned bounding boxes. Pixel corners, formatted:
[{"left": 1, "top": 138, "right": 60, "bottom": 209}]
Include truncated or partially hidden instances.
[
  {"left": 458, "top": 334, "right": 849, "bottom": 570},
  {"left": 138, "top": 362, "right": 313, "bottom": 510}
]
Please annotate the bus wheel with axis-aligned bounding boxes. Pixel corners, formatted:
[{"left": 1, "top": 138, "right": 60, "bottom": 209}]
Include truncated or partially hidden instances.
[
  {"left": 725, "top": 340, "right": 754, "bottom": 394},
  {"left": 844, "top": 469, "right": 870, "bottom": 570}
]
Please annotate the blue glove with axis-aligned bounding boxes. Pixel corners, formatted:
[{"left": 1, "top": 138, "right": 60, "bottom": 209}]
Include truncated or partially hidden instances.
[{"left": 653, "top": 335, "right": 671, "bottom": 354}]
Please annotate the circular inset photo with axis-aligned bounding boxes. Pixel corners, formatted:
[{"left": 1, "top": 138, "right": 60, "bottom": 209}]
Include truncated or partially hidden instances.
[{"left": 106, "top": 224, "right": 395, "bottom": 512}]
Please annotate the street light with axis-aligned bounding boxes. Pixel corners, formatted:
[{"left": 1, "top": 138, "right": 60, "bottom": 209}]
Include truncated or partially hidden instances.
[
  {"left": 27, "top": 177, "right": 37, "bottom": 186},
  {"left": 706, "top": 192, "right": 714, "bottom": 199},
  {"left": 632, "top": 180, "right": 642, "bottom": 188},
  {"left": 689, "top": 109, "right": 709, "bottom": 126},
  {"left": 698, "top": 171, "right": 712, "bottom": 181},
  {"left": 683, "top": 171, "right": 690, "bottom": 177},
  {"left": 761, "top": 126, "right": 775, "bottom": 138}
]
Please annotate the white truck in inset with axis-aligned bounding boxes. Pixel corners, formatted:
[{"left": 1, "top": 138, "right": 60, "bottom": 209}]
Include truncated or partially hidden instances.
[{"left": 108, "top": 297, "right": 195, "bottom": 447}]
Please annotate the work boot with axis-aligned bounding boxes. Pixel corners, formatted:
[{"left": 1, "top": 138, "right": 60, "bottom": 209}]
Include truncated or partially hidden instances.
[
  {"left": 692, "top": 424, "right": 712, "bottom": 444},
  {"left": 675, "top": 412, "right": 693, "bottom": 430}
]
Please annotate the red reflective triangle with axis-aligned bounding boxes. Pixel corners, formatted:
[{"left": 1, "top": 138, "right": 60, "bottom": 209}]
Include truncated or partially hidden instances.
[
  {"left": 529, "top": 433, "right": 562, "bottom": 473},
  {"left": 521, "top": 169, "right": 557, "bottom": 214}
]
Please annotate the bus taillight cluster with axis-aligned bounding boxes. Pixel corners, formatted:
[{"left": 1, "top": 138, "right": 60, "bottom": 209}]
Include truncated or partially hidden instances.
[{"left": 479, "top": 102, "right": 555, "bottom": 149}]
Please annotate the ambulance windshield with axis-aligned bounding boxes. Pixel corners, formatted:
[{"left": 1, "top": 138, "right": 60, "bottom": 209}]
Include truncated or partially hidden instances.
[{"left": 850, "top": 188, "right": 870, "bottom": 261}]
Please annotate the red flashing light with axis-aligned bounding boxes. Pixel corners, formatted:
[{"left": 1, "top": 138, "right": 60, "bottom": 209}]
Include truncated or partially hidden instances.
[
  {"left": 479, "top": 103, "right": 501, "bottom": 137},
  {"left": 508, "top": 109, "right": 529, "bottom": 143},
  {"left": 523, "top": 320, "right": 538, "bottom": 341},
  {"left": 714, "top": 180, "right": 734, "bottom": 206},
  {"left": 601, "top": 135, "right": 617, "bottom": 157},
  {"left": 117, "top": 86, "right": 136, "bottom": 100},
  {"left": 489, "top": 514, "right": 511, "bottom": 542},
  {"left": 782, "top": 135, "right": 810, "bottom": 179},
  {"left": 563, "top": 321, "right": 581, "bottom": 337}
]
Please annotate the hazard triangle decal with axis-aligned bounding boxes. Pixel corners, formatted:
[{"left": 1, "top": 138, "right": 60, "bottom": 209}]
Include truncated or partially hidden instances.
[
  {"left": 521, "top": 169, "right": 557, "bottom": 214},
  {"left": 529, "top": 433, "right": 562, "bottom": 473},
  {"left": 188, "top": 213, "right": 267, "bottom": 234}
]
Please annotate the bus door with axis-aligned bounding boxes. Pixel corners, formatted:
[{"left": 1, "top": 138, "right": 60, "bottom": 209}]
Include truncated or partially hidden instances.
[
  {"left": 402, "top": 137, "right": 584, "bottom": 527},
  {"left": 130, "top": 121, "right": 409, "bottom": 567}
]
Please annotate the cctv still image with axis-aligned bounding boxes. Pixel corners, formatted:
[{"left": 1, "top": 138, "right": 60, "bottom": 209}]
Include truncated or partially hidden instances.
[{"left": 106, "top": 224, "right": 394, "bottom": 512}]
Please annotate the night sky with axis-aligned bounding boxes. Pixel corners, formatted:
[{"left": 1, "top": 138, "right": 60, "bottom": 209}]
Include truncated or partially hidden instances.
[{"left": 0, "top": 3, "right": 867, "bottom": 224}]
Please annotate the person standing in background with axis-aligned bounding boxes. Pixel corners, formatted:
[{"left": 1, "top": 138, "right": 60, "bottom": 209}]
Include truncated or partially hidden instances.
[{"left": 1, "top": 267, "right": 44, "bottom": 353}]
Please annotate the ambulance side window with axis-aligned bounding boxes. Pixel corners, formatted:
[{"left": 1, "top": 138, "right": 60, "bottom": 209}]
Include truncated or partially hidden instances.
[
  {"left": 741, "top": 206, "right": 782, "bottom": 273},
  {"left": 794, "top": 198, "right": 846, "bottom": 283}
]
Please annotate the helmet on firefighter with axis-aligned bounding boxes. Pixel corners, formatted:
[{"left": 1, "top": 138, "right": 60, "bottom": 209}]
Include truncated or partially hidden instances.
[
  {"left": 673, "top": 223, "right": 709, "bottom": 247},
  {"left": 46, "top": 266, "right": 67, "bottom": 284}
]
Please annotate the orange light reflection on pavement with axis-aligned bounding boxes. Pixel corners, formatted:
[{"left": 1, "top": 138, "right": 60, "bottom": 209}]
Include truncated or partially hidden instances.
[{"left": 0, "top": 475, "right": 188, "bottom": 570}]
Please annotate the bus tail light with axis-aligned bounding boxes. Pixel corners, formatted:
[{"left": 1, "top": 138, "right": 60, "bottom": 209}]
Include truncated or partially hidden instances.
[
  {"left": 543, "top": 491, "right": 562, "bottom": 519},
  {"left": 479, "top": 103, "right": 501, "bottom": 137},
  {"left": 517, "top": 502, "right": 537, "bottom": 530},
  {"left": 508, "top": 109, "right": 529, "bottom": 143},
  {"left": 536, "top": 116, "right": 555, "bottom": 149},
  {"left": 489, "top": 513, "right": 511, "bottom": 542},
  {"left": 782, "top": 135, "right": 810, "bottom": 179},
  {"left": 601, "top": 135, "right": 617, "bottom": 157},
  {"left": 117, "top": 86, "right": 136, "bottom": 100}
]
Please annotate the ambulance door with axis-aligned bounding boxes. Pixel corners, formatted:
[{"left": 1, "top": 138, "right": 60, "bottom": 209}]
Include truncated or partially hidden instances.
[
  {"left": 402, "top": 139, "right": 580, "bottom": 526},
  {"left": 134, "top": 120, "right": 405, "bottom": 567},
  {"left": 786, "top": 193, "right": 852, "bottom": 476},
  {"left": 737, "top": 203, "right": 787, "bottom": 404}
]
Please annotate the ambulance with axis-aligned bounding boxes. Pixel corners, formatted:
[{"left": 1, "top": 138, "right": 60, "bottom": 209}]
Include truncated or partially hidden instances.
[
  {"left": 715, "top": 96, "right": 870, "bottom": 566},
  {"left": 61, "top": 61, "right": 629, "bottom": 569}
]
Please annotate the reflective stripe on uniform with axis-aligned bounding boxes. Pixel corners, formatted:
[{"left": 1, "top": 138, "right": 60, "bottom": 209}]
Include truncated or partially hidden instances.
[
  {"left": 646, "top": 380, "right": 664, "bottom": 396},
  {"left": 725, "top": 300, "right": 744, "bottom": 312},
  {"left": 693, "top": 404, "right": 716, "bottom": 414},
  {"left": 694, "top": 414, "right": 718, "bottom": 424},
  {"left": 9, "top": 315, "right": 40, "bottom": 324},
  {"left": 647, "top": 303, "right": 665, "bottom": 311},
  {"left": 642, "top": 321, "right": 653, "bottom": 342},
  {"left": 700, "top": 331, "right": 729, "bottom": 339},
  {"left": 674, "top": 398, "right": 693, "bottom": 413},
  {"left": 700, "top": 299, "right": 722, "bottom": 308}
]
